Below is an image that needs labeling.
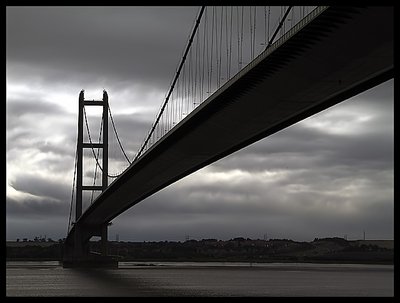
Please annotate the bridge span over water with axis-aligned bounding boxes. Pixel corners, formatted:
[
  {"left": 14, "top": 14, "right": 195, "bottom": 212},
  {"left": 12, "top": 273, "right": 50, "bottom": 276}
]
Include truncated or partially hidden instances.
[{"left": 63, "top": 6, "right": 393, "bottom": 267}]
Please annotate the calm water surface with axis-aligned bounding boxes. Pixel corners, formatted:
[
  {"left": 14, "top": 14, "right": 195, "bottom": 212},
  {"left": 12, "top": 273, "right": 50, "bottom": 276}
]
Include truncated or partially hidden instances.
[{"left": 6, "top": 261, "right": 394, "bottom": 296}]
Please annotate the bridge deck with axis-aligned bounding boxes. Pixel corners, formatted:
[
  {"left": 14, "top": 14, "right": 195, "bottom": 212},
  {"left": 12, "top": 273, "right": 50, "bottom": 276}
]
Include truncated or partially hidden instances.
[{"left": 67, "top": 6, "right": 393, "bottom": 242}]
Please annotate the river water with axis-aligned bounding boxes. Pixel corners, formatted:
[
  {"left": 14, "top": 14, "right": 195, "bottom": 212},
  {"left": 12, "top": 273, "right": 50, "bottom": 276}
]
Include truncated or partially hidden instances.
[{"left": 6, "top": 261, "right": 393, "bottom": 296}]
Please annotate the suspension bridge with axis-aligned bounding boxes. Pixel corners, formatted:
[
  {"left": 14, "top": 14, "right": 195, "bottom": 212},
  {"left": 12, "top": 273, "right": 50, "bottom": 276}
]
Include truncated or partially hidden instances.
[{"left": 62, "top": 6, "right": 393, "bottom": 267}]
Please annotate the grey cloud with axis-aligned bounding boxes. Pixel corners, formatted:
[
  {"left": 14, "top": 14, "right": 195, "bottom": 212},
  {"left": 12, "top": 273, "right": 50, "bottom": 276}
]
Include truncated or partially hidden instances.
[
  {"left": 6, "top": 97, "right": 69, "bottom": 134},
  {"left": 36, "top": 139, "right": 76, "bottom": 158},
  {"left": 212, "top": 134, "right": 392, "bottom": 175},
  {"left": 10, "top": 174, "right": 71, "bottom": 204},
  {"left": 6, "top": 7, "right": 198, "bottom": 88},
  {"left": 6, "top": 195, "right": 69, "bottom": 219},
  {"left": 15, "top": 191, "right": 382, "bottom": 242},
  {"left": 7, "top": 123, "right": 77, "bottom": 173},
  {"left": 7, "top": 97, "right": 65, "bottom": 117}
]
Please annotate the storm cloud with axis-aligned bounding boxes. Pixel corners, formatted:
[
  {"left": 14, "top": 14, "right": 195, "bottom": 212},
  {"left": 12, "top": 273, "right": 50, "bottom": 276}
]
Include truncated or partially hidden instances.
[
  {"left": 6, "top": 6, "right": 393, "bottom": 242},
  {"left": 6, "top": 7, "right": 198, "bottom": 88}
]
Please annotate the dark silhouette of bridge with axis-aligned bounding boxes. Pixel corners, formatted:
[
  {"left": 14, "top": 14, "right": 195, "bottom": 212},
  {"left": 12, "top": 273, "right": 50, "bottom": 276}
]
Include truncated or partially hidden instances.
[{"left": 62, "top": 6, "right": 393, "bottom": 267}]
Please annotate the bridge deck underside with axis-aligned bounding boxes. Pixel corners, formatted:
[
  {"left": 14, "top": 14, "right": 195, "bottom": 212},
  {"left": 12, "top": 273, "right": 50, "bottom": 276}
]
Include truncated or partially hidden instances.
[{"left": 67, "top": 6, "right": 393, "bottom": 242}]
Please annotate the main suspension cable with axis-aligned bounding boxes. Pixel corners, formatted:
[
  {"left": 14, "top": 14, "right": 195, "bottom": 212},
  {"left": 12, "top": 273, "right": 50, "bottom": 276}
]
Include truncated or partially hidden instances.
[
  {"left": 134, "top": 6, "right": 206, "bottom": 162},
  {"left": 108, "top": 105, "right": 131, "bottom": 165},
  {"left": 265, "top": 6, "right": 293, "bottom": 50}
]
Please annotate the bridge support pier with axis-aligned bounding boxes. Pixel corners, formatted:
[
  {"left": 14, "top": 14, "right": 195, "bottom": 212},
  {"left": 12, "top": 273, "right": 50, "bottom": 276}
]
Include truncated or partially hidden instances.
[
  {"left": 62, "top": 223, "right": 118, "bottom": 268},
  {"left": 101, "top": 224, "right": 108, "bottom": 256}
]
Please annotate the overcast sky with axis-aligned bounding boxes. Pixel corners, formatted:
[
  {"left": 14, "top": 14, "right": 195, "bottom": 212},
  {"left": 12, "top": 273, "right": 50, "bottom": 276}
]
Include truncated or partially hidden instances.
[{"left": 6, "top": 6, "right": 393, "bottom": 242}]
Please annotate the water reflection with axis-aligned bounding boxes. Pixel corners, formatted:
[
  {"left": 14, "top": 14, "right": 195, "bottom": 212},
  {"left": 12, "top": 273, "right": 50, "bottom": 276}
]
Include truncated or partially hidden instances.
[
  {"left": 68, "top": 267, "right": 170, "bottom": 296},
  {"left": 6, "top": 261, "right": 394, "bottom": 297}
]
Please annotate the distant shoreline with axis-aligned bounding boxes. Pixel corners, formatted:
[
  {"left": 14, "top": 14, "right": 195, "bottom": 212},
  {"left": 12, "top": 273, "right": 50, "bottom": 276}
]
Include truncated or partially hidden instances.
[
  {"left": 7, "top": 237, "right": 393, "bottom": 265},
  {"left": 5, "top": 258, "right": 393, "bottom": 265}
]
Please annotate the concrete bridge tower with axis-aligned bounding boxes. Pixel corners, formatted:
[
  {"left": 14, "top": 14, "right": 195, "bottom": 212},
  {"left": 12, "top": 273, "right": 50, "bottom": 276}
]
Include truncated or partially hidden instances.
[{"left": 62, "top": 90, "right": 117, "bottom": 268}]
